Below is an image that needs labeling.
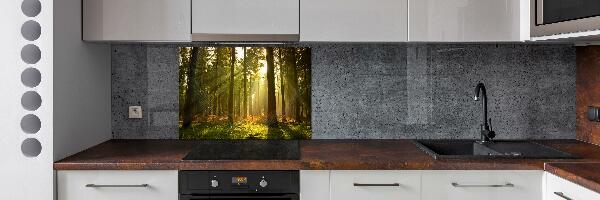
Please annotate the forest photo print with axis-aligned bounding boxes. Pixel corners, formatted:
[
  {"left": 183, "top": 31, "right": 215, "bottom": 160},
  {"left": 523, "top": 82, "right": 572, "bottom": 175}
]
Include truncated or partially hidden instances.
[{"left": 179, "top": 47, "right": 311, "bottom": 140}]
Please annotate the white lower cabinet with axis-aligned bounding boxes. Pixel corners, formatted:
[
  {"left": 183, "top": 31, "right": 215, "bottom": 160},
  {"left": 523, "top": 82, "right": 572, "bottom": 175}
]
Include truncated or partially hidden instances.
[
  {"left": 330, "top": 170, "right": 421, "bottom": 200},
  {"left": 57, "top": 170, "right": 178, "bottom": 200},
  {"left": 421, "top": 170, "right": 543, "bottom": 200},
  {"left": 57, "top": 170, "right": 600, "bottom": 200},
  {"left": 545, "top": 172, "right": 600, "bottom": 200},
  {"left": 301, "top": 170, "right": 331, "bottom": 200}
]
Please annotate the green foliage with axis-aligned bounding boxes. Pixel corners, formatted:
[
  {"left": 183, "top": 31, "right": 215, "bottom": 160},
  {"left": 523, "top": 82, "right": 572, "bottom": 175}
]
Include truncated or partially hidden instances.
[{"left": 179, "top": 121, "right": 311, "bottom": 140}]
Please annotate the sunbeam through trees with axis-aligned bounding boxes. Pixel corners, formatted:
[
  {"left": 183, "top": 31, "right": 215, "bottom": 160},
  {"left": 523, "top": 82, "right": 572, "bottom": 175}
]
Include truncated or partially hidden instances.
[{"left": 179, "top": 47, "right": 311, "bottom": 139}]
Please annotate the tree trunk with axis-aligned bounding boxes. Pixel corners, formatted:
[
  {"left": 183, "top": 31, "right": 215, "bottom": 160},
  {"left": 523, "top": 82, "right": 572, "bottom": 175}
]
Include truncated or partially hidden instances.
[
  {"left": 286, "top": 48, "right": 300, "bottom": 121},
  {"left": 183, "top": 47, "right": 199, "bottom": 128},
  {"left": 242, "top": 47, "right": 248, "bottom": 118},
  {"left": 278, "top": 48, "right": 286, "bottom": 122},
  {"left": 266, "top": 47, "right": 277, "bottom": 126},
  {"left": 303, "top": 48, "right": 311, "bottom": 122},
  {"left": 228, "top": 47, "right": 235, "bottom": 126},
  {"left": 249, "top": 77, "right": 253, "bottom": 116},
  {"left": 256, "top": 76, "right": 260, "bottom": 115},
  {"left": 213, "top": 48, "right": 221, "bottom": 116}
]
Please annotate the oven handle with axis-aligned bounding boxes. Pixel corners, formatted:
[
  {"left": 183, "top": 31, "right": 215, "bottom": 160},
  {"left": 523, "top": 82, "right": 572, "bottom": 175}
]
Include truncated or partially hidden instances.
[{"left": 180, "top": 194, "right": 299, "bottom": 200}]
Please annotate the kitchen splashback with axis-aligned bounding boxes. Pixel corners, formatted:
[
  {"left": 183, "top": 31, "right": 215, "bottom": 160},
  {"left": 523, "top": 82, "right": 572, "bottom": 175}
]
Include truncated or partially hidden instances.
[
  {"left": 112, "top": 44, "right": 576, "bottom": 139},
  {"left": 576, "top": 46, "right": 600, "bottom": 145}
]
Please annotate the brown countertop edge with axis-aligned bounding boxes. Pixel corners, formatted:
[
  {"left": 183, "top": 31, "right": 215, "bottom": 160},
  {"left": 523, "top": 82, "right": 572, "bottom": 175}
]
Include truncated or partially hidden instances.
[
  {"left": 54, "top": 139, "right": 600, "bottom": 171},
  {"left": 545, "top": 162, "right": 600, "bottom": 194},
  {"left": 54, "top": 139, "right": 600, "bottom": 193}
]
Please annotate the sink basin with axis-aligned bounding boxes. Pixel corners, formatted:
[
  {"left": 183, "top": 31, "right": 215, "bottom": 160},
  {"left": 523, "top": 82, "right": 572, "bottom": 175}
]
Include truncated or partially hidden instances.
[{"left": 413, "top": 140, "right": 577, "bottom": 159}]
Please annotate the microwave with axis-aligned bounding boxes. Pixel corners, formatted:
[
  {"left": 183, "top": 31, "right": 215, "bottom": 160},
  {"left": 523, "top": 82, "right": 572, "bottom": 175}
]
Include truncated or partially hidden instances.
[{"left": 532, "top": 0, "right": 600, "bottom": 37}]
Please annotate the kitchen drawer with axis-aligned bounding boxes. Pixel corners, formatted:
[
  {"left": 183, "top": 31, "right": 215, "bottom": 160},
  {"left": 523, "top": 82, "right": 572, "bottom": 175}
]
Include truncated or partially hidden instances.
[
  {"left": 57, "top": 170, "right": 178, "bottom": 200},
  {"left": 545, "top": 172, "right": 600, "bottom": 200},
  {"left": 330, "top": 170, "right": 420, "bottom": 200},
  {"left": 421, "top": 170, "right": 543, "bottom": 200}
]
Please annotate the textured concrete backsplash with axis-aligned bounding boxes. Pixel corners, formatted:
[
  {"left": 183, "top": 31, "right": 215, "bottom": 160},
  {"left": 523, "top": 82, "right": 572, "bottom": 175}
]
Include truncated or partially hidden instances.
[
  {"left": 112, "top": 44, "right": 576, "bottom": 139},
  {"left": 112, "top": 45, "right": 180, "bottom": 139}
]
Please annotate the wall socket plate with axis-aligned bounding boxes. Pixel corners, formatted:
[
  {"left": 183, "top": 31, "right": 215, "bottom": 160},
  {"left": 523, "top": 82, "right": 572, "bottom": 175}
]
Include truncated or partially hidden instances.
[{"left": 128, "top": 106, "right": 143, "bottom": 119}]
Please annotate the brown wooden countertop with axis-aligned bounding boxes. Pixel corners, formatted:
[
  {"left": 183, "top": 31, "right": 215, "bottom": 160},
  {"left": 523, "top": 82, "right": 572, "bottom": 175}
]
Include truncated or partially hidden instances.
[
  {"left": 54, "top": 139, "right": 600, "bottom": 171},
  {"left": 545, "top": 162, "right": 600, "bottom": 194}
]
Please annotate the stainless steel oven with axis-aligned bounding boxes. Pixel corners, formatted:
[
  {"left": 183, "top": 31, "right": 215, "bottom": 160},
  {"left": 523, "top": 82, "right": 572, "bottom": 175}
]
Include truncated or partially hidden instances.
[
  {"left": 179, "top": 171, "right": 299, "bottom": 200},
  {"left": 532, "top": 0, "right": 600, "bottom": 37}
]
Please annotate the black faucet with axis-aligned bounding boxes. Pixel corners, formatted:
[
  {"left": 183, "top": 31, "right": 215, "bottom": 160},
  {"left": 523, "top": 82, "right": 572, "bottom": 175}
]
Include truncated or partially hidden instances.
[{"left": 474, "top": 83, "right": 495, "bottom": 143}]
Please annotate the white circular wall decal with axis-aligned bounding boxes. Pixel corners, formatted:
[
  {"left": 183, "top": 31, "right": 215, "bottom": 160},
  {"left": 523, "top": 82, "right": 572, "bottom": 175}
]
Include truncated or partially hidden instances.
[
  {"left": 21, "top": 138, "right": 42, "bottom": 157},
  {"left": 21, "top": 20, "right": 41, "bottom": 41},
  {"left": 21, "top": 68, "right": 41, "bottom": 88},
  {"left": 21, "top": 44, "right": 41, "bottom": 64},
  {"left": 21, "top": 0, "right": 41, "bottom": 17},
  {"left": 21, "top": 91, "right": 42, "bottom": 111},
  {"left": 20, "top": 114, "right": 41, "bottom": 134}
]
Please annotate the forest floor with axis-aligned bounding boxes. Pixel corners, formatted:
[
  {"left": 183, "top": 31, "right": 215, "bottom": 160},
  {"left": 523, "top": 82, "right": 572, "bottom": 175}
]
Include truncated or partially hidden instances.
[{"left": 179, "top": 116, "right": 311, "bottom": 140}]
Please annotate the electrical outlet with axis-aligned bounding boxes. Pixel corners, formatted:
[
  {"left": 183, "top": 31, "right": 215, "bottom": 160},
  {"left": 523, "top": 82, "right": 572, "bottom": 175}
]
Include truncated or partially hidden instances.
[{"left": 129, "top": 106, "right": 143, "bottom": 119}]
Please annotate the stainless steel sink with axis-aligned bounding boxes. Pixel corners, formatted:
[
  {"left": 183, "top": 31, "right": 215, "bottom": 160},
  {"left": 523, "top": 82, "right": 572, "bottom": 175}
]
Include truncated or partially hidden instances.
[{"left": 413, "top": 140, "right": 577, "bottom": 159}]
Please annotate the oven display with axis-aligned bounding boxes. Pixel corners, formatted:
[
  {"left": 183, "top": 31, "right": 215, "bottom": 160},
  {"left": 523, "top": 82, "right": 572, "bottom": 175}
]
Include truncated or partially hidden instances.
[{"left": 232, "top": 176, "right": 248, "bottom": 185}]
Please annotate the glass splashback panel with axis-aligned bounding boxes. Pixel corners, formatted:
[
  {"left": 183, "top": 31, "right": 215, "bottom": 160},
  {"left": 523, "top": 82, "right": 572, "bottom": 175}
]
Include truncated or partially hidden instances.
[{"left": 178, "top": 47, "right": 311, "bottom": 140}]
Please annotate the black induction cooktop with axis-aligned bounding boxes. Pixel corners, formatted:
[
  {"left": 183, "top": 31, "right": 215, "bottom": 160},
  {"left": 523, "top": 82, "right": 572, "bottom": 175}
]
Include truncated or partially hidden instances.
[{"left": 182, "top": 140, "right": 300, "bottom": 160}]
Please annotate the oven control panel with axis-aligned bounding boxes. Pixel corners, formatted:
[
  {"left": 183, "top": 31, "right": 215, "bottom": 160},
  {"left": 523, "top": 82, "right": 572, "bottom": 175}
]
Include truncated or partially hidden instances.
[{"left": 179, "top": 170, "right": 299, "bottom": 195}]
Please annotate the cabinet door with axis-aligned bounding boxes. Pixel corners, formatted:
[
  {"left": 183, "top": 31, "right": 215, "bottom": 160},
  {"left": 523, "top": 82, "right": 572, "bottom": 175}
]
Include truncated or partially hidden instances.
[
  {"left": 83, "top": 0, "right": 191, "bottom": 41},
  {"left": 330, "top": 170, "right": 420, "bottom": 200},
  {"left": 57, "top": 170, "right": 178, "bottom": 200},
  {"left": 409, "top": 0, "right": 529, "bottom": 42},
  {"left": 300, "top": 170, "right": 330, "bottom": 200},
  {"left": 421, "top": 170, "right": 543, "bottom": 200},
  {"left": 191, "top": 0, "right": 299, "bottom": 41},
  {"left": 300, "top": 0, "right": 408, "bottom": 42},
  {"left": 545, "top": 172, "right": 600, "bottom": 200}
]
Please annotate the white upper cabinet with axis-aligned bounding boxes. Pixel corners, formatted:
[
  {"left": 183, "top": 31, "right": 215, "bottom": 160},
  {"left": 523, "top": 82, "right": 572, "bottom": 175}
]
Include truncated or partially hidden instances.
[
  {"left": 80, "top": 0, "right": 532, "bottom": 42},
  {"left": 300, "top": 0, "right": 408, "bottom": 42},
  {"left": 191, "top": 0, "right": 299, "bottom": 41},
  {"left": 82, "top": 0, "right": 191, "bottom": 41},
  {"left": 409, "top": 0, "right": 530, "bottom": 42}
]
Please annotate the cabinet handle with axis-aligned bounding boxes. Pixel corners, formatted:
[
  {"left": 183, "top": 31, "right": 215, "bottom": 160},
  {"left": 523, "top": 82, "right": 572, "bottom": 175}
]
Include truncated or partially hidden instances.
[
  {"left": 451, "top": 182, "right": 514, "bottom": 188},
  {"left": 85, "top": 184, "right": 149, "bottom": 188},
  {"left": 353, "top": 183, "right": 400, "bottom": 187},
  {"left": 553, "top": 192, "right": 573, "bottom": 200}
]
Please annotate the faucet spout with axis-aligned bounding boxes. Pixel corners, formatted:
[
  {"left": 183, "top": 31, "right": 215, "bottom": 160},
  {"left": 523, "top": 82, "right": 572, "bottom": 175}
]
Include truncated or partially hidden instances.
[{"left": 474, "top": 83, "right": 495, "bottom": 142}]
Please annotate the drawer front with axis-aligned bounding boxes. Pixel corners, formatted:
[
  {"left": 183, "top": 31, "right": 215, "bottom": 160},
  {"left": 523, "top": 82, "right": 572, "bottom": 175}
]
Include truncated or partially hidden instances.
[
  {"left": 545, "top": 173, "right": 600, "bottom": 200},
  {"left": 330, "top": 170, "right": 420, "bottom": 200},
  {"left": 57, "top": 170, "right": 178, "bottom": 200},
  {"left": 422, "top": 170, "right": 543, "bottom": 200}
]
